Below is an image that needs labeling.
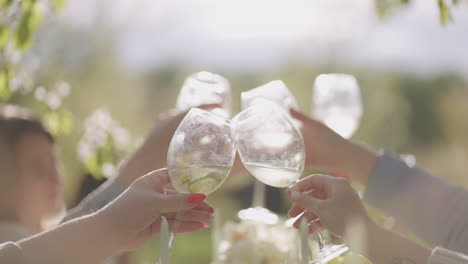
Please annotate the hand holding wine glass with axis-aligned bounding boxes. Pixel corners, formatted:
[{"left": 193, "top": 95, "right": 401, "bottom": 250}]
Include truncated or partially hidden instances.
[
  {"left": 156, "top": 108, "right": 236, "bottom": 264},
  {"left": 234, "top": 101, "right": 304, "bottom": 188}
]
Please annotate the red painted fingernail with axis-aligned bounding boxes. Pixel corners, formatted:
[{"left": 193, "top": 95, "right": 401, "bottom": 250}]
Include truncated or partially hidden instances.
[
  {"left": 188, "top": 194, "right": 206, "bottom": 205},
  {"left": 208, "top": 206, "right": 215, "bottom": 213}
]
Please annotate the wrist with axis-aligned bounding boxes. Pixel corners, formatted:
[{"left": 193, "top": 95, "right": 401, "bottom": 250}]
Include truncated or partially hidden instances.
[
  {"left": 92, "top": 209, "right": 128, "bottom": 251},
  {"left": 343, "top": 218, "right": 381, "bottom": 258},
  {"left": 339, "top": 141, "right": 378, "bottom": 186}
]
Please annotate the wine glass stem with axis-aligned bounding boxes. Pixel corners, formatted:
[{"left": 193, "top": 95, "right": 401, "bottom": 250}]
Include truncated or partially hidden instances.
[
  {"left": 315, "top": 231, "right": 325, "bottom": 250},
  {"left": 252, "top": 179, "right": 266, "bottom": 208}
]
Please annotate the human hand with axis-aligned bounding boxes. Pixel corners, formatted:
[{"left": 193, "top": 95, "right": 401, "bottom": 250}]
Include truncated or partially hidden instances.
[
  {"left": 287, "top": 174, "right": 371, "bottom": 239},
  {"left": 290, "top": 109, "right": 378, "bottom": 185},
  {"left": 97, "top": 169, "right": 214, "bottom": 251}
]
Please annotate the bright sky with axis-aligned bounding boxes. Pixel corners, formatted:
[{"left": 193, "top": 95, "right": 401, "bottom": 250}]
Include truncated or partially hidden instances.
[{"left": 58, "top": 0, "right": 468, "bottom": 76}]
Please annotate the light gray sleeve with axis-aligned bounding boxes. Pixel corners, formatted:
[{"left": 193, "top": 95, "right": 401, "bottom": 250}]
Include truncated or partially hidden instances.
[
  {"left": 363, "top": 152, "right": 468, "bottom": 254},
  {"left": 429, "top": 247, "right": 468, "bottom": 264},
  {"left": 62, "top": 180, "right": 125, "bottom": 222},
  {"left": 0, "top": 242, "right": 24, "bottom": 264}
]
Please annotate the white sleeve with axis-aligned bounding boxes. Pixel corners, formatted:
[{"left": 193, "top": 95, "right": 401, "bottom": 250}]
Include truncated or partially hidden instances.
[
  {"left": 364, "top": 152, "right": 468, "bottom": 254},
  {"left": 429, "top": 247, "right": 468, "bottom": 264},
  {"left": 0, "top": 242, "right": 24, "bottom": 264}
]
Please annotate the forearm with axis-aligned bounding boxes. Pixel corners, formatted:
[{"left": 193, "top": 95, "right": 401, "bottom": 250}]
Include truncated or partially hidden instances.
[
  {"left": 363, "top": 152, "right": 468, "bottom": 253},
  {"left": 339, "top": 140, "right": 378, "bottom": 186},
  {"left": 19, "top": 213, "right": 119, "bottom": 264},
  {"left": 352, "top": 222, "right": 431, "bottom": 264},
  {"left": 116, "top": 145, "right": 165, "bottom": 188}
]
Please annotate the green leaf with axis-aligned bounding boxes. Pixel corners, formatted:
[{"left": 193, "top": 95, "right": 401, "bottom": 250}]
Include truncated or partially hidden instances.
[
  {"left": 51, "top": 0, "right": 67, "bottom": 12},
  {"left": 15, "top": 11, "right": 33, "bottom": 49},
  {"left": 84, "top": 155, "right": 104, "bottom": 180},
  {"left": 0, "top": 26, "right": 9, "bottom": 50},
  {"left": 0, "top": 70, "right": 12, "bottom": 101},
  {"left": 0, "top": 0, "right": 14, "bottom": 8},
  {"left": 20, "top": 0, "right": 34, "bottom": 10},
  {"left": 29, "top": 2, "right": 44, "bottom": 31},
  {"left": 14, "top": 2, "right": 44, "bottom": 50},
  {"left": 43, "top": 111, "right": 61, "bottom": 135},
  {"left": 58, "top": 108, "right": 73, "bottom": 134},
  {"left": 438, "top": 0, "right": 453, "bottom": 25}
]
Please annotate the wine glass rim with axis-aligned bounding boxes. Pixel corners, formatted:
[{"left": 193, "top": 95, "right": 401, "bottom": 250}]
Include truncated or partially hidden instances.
[
  {"left": 185, "top": 107, "right": 233, "bottom": 125},
  {"left": 184, "top": 71, "right": 230, "bottom": 90},
  {"left": 241, "top": 80, "right": 298, "bottom": 110},
  {"left": 233, "top": 101, "right": 294, "bottom": 126}
]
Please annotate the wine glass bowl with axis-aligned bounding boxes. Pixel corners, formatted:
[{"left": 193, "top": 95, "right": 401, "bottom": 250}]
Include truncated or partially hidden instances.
[
  {"left": 167, "top": 108, "right": 236, "bottom": 195},
  {"left": 241, "top": 80, "right": 299, "bottom": 111},
  {"left": 312, "top": 74, "right": 362, "bottom": 139},
  {"left": 176, "top": 71, "right": 231, "bottom": 118},
  {"left": 233, "top": 102, "right": 305, "bottom": 188}
]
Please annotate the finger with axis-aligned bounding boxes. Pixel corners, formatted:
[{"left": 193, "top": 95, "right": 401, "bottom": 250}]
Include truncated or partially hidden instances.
[
  {"left": 142, "top": 169, "right": 172, "bottom": 191},
  {"left": 159, "top": 193, "right": 207, "bottom": 213},
  {"left": 149, "top": 220, "right": 208, "bottom": 235},
  {"left": 163, "top": 210, "right": 213, "bottom": 222},
  {"left": 169, "top": 221, "right": 209, "bottom": 233},
  {"left": 193, "top": 201, "right": 215, "bottom": 213},
  {"left": 291, "top": 191, "right": 323, "bottom": 214},
  {"left": 292, "top": 212, "right": 319, "bottom": 228},
  {"left": 289, "top": 174, "right": 333, "bottom": 193},
  {"left": 308, "top": 219, "right": 324, "bottom": 234},
  {"left": 293, "top": 214, "right": 306, "bottom": 229},
  {"left": 288, "top": 204, "right": 304, "bottom": 217}
]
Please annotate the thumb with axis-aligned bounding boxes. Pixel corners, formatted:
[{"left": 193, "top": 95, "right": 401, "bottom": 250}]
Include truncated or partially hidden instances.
[
  {"left": 291, "top": 191, "right": 323, "bottom": 215},
  {"left": 159, "top": 193, "right": 207, "bottom": 213}
]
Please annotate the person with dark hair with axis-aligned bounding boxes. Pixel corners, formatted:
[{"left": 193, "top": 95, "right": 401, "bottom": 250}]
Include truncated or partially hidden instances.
[
  {"left": 0, "top": 104, "right": 220, "bottom": 245},
  {"left": 0, "top": 105, "right": 63, "bottom": 242}
]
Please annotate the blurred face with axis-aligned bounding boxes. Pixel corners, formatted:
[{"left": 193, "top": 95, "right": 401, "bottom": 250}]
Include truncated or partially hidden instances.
[{"left": 15, "top": 131, "right": 64, "bottom": 220}]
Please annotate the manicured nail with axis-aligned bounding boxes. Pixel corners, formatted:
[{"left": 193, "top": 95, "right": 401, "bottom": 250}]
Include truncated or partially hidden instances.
[
  {"left": 188, "top": 193, "right": 206, "bottom": 205},
  {"left": 208, "top": 206, "right": 215, "bottom": 213},
  {"left": 292, "top": 191, "right": 302, "bottom": 201}
]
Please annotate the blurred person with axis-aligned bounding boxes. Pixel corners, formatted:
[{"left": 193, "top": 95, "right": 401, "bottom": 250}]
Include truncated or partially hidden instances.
[
  {"left": 0, "top": 169, "right": 213, "bottom": 264},
  {"left": 0, "top": 105, "right": 63, "bottom": 242},
  {"left": 287, "top": 175, "right": 468, "bottom": 264},
  {"left": 0, "top": 104, "right": 220, "bottom": 244},
  {"left": 289, "top": 108, "right": 468, "bottom": 255}
]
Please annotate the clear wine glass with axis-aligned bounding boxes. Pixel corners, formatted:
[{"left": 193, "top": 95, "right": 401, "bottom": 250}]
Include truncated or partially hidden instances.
[
  {"left": 241, "top": 80, "right": 299, "bottom": 111},
  {"left": 309, "top": 75, "right": 363, "bottom": 261},
  {"left": 312, "top": 74, "right": 362, "bottom": 139},
  {"left": 176, "top": 71, "right": 231, "bottom": 118},
  {"left": 156, "top": 108, "right": 237, "bottom": 264},
  {"left": 241, "top": 80, "right": 300, "bottom": 207},
  {"left": 234, "top": 101, "right": 348, "bottom": 264}
]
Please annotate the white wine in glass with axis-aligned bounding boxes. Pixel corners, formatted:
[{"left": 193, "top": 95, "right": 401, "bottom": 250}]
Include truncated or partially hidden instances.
[{"left": 156, "top": 108, "right": 236, "bottom": 264}]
